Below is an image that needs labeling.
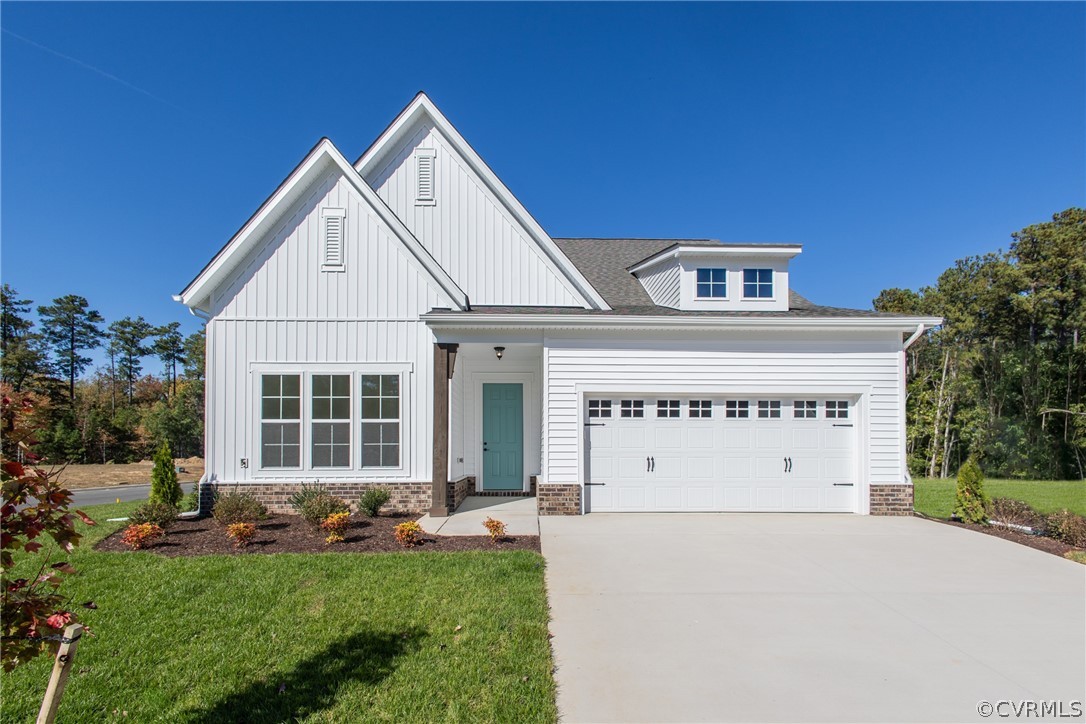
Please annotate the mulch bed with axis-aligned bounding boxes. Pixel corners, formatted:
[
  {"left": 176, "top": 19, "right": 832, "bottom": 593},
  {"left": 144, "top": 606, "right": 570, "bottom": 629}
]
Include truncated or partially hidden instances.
[
  {"left": 96, "top": 514, "right": 540, "bottom": 556},
  {"left": 924, "top": 515, "right": 1081, "bottom": 559}
]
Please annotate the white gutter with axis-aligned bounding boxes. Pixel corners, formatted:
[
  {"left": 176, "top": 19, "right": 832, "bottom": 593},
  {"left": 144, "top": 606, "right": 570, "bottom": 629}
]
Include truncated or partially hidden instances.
[
  {"left": 628, "top": 244, "right": 803, "bottom": 275},
  {"left": 903, "top": 322, "right": 933, "bottom": 349},
  {"left": 424, "top": 313, "right": 944, "bottom": 332}
]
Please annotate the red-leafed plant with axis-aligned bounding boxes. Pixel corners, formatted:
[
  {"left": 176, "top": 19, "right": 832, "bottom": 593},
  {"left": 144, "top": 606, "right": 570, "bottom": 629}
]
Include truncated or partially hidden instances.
[
  {"left": 1, "top": 387, "right": 96, "bottom": 671},
  {"left": 120, "top": 523, "right": 164, "bottom": 550},
  {"left": 320, "top": 512, "right": 350, "bottom": 544},
  {"left": 393, "top": 521, "right": 423, "bottom": 547},
  {"left": 225, "top": 522, "right": 257, "bottom": 548},
  {"left": 482, "top": 517, "right": 507, "bottom": 544}
]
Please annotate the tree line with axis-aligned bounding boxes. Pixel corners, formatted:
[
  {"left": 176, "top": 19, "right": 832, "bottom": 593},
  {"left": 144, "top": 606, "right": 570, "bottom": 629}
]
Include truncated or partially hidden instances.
[
  {"left": 0, "top": 286, "right": 204, "bottom": 463},
  {"left": 875, "top": 208, "right": 1085, "bottom": 480}
]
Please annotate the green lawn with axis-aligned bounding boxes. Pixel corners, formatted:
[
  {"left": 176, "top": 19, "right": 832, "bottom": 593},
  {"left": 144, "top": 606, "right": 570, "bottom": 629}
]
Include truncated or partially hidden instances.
[
  {"left": 914, "top": 477, "right": 1086, "bottom": 519},
  {"left": 1, "top": 501, "right": 556, "bottom": 723}
]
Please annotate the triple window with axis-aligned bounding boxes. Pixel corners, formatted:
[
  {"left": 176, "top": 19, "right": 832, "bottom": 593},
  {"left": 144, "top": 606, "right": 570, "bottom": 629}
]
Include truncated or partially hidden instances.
[{"left": 260, "top": 372, "right": 402, "bottom": 470}]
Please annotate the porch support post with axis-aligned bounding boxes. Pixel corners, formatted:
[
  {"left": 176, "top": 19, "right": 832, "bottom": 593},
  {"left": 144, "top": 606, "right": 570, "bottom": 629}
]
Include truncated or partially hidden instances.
[{"left": 430, "top": 342, "right": 458, "bottom": 517}]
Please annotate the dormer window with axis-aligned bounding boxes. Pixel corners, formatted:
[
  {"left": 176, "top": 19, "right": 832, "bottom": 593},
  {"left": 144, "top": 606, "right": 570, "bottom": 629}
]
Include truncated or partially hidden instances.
[
  {"left": 695, "top": 268, "right": 727, "bottom": 299},
  {"left": 743, "top": 268, "right": 773, "bottom": 299}
]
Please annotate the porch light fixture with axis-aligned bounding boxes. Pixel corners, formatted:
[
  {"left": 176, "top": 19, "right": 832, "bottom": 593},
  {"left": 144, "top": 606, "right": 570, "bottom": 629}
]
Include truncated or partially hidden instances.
[{"left": 494, "top": 346, "right": 505, "bottom": 360}]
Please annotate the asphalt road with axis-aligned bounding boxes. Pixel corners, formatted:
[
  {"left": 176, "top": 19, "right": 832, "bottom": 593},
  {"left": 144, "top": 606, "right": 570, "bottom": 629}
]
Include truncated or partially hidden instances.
[{"left": 69, "top": 483, "right": 196, "bottom": 507}]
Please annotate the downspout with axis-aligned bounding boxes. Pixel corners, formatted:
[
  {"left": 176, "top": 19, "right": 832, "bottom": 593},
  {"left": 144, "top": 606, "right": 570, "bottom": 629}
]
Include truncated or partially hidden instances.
[
  {"left": 903, "top": 323, "right": 926, "bottom": 350},
  {"left": 173, "top": 295, "right": 212, "bottom": 512},
  {"left": 900, "top": 323, "right": 926, "bottom": 488}
]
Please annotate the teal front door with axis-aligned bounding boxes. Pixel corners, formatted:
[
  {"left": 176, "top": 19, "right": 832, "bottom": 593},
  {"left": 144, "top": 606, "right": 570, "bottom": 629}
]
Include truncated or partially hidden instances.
[{"left": 482, "top": 383, "right": 523, "bottom": 490}]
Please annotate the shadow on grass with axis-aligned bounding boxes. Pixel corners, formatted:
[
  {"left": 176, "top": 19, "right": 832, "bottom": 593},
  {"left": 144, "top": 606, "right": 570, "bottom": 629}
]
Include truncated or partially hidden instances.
[{"left": 184, "top": 628, "right": 425, "bottom": 723}]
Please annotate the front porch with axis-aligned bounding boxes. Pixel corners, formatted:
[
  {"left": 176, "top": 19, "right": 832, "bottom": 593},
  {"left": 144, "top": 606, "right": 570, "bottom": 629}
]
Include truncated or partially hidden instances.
[
  {"left": 430, "top": 341, "right": 564, "bottom": 517},
  {"left": 418, "top": 496, "right": 540, "bottom": 536}
]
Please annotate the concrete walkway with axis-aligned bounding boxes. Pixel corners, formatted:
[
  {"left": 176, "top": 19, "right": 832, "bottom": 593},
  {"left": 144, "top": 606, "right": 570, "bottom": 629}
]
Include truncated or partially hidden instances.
[
  {"left": 541, "top": 514, "right": 1086, "bottom": 723},
  {"left": 417, "top": 496, "right": 539, "bottom": 536}
]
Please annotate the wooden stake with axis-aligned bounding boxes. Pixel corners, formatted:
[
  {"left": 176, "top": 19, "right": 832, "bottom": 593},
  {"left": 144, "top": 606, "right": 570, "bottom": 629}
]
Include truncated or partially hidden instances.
[{"left": 36, "top": 623, "right": 83, "bottom": 724}]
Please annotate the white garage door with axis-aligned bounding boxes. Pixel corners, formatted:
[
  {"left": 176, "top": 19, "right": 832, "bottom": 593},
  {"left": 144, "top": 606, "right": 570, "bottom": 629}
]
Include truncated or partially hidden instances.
[{"left": 585, "top": 396, "right": 858, "bottom": 512}]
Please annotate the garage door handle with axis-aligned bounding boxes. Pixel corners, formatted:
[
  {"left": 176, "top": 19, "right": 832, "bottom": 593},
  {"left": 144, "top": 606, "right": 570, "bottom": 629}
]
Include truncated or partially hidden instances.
[
  {"left": 783, "top": 457, "right": 792, "bottom": 473},
  {"left": 651, "top": 456, "right": 655, "bottom": 472}
]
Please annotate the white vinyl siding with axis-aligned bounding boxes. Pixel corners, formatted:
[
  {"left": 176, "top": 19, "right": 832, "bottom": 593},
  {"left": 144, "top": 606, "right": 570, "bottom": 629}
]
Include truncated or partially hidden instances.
[
  {"left": 365, "top": 122, "right": 588, "bottom": 307},
  {"left": 542, "top": 333, "right": 908, "bottom": 506},
  {"left": 637, "top": 264, "right": 681, "bottom": 308}
]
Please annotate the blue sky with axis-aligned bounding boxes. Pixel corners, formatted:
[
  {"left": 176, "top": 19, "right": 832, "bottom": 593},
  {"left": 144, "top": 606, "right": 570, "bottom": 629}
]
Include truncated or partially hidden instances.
[{"left": 3, "top": 2, "right": 1083, "bottom": 366}]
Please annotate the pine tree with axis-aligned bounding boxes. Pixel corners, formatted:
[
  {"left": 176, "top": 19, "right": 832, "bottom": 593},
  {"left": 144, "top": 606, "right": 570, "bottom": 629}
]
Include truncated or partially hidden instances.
[
  {"left": 149, "top": 442, "right": 182, "bottom": 507},
  {"left": 953, "top": 459, "right": 989, "bottom": 525},
  {"left": 37, "top": 295, "right": 105, "bottom": 400},
  {"left": 108, "top": 316, "right": 154, "bottom": 404},
  {"left": 152, "top": 322, "right": 185, "bottom": 397}
]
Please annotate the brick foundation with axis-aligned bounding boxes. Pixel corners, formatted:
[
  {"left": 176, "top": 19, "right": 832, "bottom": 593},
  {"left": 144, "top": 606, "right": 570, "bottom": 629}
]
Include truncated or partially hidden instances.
[
  {"left": 448, "top": 476, "right": 476, "bottom": 510},
  {"left": 537, "top": 484, "right": 581, "bottom": 515},
  {"left": 200, "top": 481, "right": 431, "bottom": 515},
  {"left": 869, "top": 484, "right": 913, "bottom": 515}
]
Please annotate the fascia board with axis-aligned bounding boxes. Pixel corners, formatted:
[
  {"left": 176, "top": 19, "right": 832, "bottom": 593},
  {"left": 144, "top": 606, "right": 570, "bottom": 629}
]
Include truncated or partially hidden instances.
[{"left": 423, "top": 313, "right": 944, "bottom": 332}]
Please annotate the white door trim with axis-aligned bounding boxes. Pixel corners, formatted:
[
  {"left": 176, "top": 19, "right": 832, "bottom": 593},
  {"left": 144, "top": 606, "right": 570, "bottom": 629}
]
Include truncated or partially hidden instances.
[{"left": 471, "top": 371, "right": 537, "bottom": 492}]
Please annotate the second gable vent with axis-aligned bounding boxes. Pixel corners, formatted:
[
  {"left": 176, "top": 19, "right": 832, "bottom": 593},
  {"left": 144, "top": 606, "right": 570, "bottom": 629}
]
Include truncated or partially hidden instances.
[{"left": 415, "top": 149, "right": 436, "bottom": 205}]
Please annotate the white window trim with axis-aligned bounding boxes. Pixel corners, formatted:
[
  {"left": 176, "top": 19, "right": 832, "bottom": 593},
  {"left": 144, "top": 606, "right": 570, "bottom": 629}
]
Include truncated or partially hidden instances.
[
  {"left": 694, "top": 268, "right": 729, "bottom": 300},
  {"left": 321, "top": 207, "right": 346, "bottom": 272},
  {"left": 415, "top": 148, "right": 437, "bottom": 206},
  {"left": 259, "top": 371, "right": 303, "bottom": 471},
  {"left": 309, "top": 372, "right": 354, "bottom": 470},
  {"left": 742, "top": 268, "right": 775, "bottom": 301},
  {"left": 250, "top": 363, "right": 411, "bottom": 478}
]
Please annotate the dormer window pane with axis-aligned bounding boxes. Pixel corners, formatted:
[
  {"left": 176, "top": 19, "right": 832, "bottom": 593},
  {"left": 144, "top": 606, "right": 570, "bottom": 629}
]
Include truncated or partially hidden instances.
[
  {"left": 743, "top": 268, "right": 773, "bottom": 298},
  {"left": 696, "top": 268, "right": 727, "bottom": 298}
]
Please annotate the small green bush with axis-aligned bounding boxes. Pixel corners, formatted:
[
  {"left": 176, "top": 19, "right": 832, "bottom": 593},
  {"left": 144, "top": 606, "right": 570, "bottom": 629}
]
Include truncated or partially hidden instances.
[
  {"left": 953, "top": 459, "right": 989, "bottom": 525},
  {"left": 129, "top": 500, "right": 179, "bottom": 529},
  {"left": 149, "top": 443, "right": 183, "bottom": 507},
  {"left": 212, "top": 491, "right": 268, "bottom": 526},
  {"left": 1045, "top": 510, "right": 1086, "bottom": 548},
  {"left": 986, "top": 498, "right": 1043, "bottom": 529},
  {"left": 359, "top": 487, "right": 391, "bottom": 517},
  {"left": 299, "top": 492, "right": 349, "bottom": 528},
  {"left": 286, "top": 483, "right": 325, "bottom": 513}
]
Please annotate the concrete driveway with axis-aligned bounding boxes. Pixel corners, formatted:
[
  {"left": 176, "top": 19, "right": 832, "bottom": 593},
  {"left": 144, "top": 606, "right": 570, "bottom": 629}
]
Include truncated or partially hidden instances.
[{"left": 541, "top": 514, "right": 1085, "bottom": 723}]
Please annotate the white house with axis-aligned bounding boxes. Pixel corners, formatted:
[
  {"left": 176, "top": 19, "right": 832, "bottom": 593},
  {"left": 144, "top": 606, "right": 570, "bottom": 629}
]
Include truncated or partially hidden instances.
[{"left": 177, "top": 93, "right": 940, "bottom": 517}]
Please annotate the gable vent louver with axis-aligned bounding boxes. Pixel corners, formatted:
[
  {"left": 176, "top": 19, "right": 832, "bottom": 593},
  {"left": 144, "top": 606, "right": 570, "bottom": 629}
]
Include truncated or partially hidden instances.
[
  {"left": 415, "top": 149, "right": 436, "bottom": 205},
  {"left": 321, "top": 208, "right": 346, "bottom": 270}
]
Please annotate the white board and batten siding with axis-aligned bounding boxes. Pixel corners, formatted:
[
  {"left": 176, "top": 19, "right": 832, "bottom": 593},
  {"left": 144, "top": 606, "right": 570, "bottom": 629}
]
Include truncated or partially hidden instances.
[
  {"left": 205, "top": 166, "right": 452, "bottom": 485},
  {"left": 542, "top": 331, "right": 907, "bottom": 513},
  {"left": 364, "top": 121, "right": 589, "bottom": 307}
]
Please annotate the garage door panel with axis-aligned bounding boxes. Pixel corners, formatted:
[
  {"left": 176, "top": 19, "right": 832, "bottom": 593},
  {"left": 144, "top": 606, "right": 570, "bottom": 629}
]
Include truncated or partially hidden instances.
[{"left": 586, "top": 395, "right": 858, "bottom": 513}]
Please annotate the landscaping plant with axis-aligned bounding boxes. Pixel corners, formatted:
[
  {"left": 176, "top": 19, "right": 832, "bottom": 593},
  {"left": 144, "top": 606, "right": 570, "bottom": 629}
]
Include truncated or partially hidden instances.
[
  {"left": 212, "top": 491, "right": 268, "bottom": 526},
  {"left": 120, "top": 523, "right": 164, "bottom": 550},
  {"left": 286, "top": 483, "right": 324, "bottom": 512},
  {"left": 226, "top": 522, "right": 257, "bottom": 548},
  {"left": 483, "top": 517, "right": 507, "bottom": 544},
  {"left": 299, "top": 491, "right": 349, "bottom": 528},
  {"left": 953, "top": 459, "right": 989, "bottom": 525},
  {"left": 1, "top": 387, "right": 96, "bottom": 671},
  {"left": 1045, "top": 510, "right": 1086, "bottom": 548},
  {"left": 320, "top": 512, "right": 351, "bottom": 544},
  {"left": 359, "top": 486, "right": 391, "bottom": 517},
  {"left": 394, "top": 521, "right": 423, "bottom": 547},
  {"left": 149, "top": 441, "right": 183, "bottom": 507},
  {"left": 129, "top": 500, "right": 180, "bottom": 529},
  {"left": 986, "top": 498, "right": 1043, "bottom": 529}
]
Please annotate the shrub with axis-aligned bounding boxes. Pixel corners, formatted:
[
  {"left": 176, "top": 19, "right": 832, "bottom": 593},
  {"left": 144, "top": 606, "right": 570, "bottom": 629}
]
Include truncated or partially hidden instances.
[
  {"left": 226, "top": 522, "right": 257, "bottom": 548},
  {"left": 359, "top": 487, "right": 392, "bottom": 517},
  {"left": 129, "top": 500, "right": 179, "bottom": 529},
  {"left": 299, "top": 492, "right": 349, "bottom": 528},
  {"left": 1045, "top": 510, "right": 1086, "bottom": 548},
  {"left": 286, "top": 483, "right": 325, "bottom": 513},
  {"left": 394, "top": 521, "right": 423, "bottom": 547},
  {"left": 212, "top": 491, "right": 268, "bottom": 526},
  {"left": 482, "top": 517, "right": 507, "bottom": 544},
  {"left": 986, "top": 498, "right": 1043, "bottom": 529},
  {"left": 953, "top": 459, "right": 989, "bottom": 525},
  {"left": 321, "top": 512, "right": 351, "bottom": 544},
  {"left": 120, "top": 523, "right": 164, "bottom": 550},
  {"left": 149, "top": 442, "right": 182, "bottom": 507}
]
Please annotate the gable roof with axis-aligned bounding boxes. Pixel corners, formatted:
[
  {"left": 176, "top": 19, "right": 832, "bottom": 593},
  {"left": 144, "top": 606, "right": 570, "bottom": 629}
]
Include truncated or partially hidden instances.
[
  {"left": 177, "top": 138, "right": 469, "bottom": 313},
  {"left": 353, "top": 92, "right": 612, "bottom": 311}
]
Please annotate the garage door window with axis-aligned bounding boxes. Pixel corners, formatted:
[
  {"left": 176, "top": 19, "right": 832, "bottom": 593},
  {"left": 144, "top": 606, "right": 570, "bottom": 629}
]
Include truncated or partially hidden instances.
[
  {"left": 588, "top": 399, "right": 612, "bottom": 418},
  {"left": 689, "top": 400, "right": 712, "bottom": 418},
  {"left": 620, "top": 400, "right": 645, "bottom": 418},
  {"left": 758, "top": 400, "right": 781, "bottom": 419},
  {"left": 826, "top": 400, "right": 849, "bottom": 419},
  {"left": 657, "top": 400, "right": 680, "bottom": 418},
  {"left": 725, "top": 400, "right": 750, "bottom": 418},
  {"left": 794, "top": 400, "right": 817, "bottom": 419}
]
